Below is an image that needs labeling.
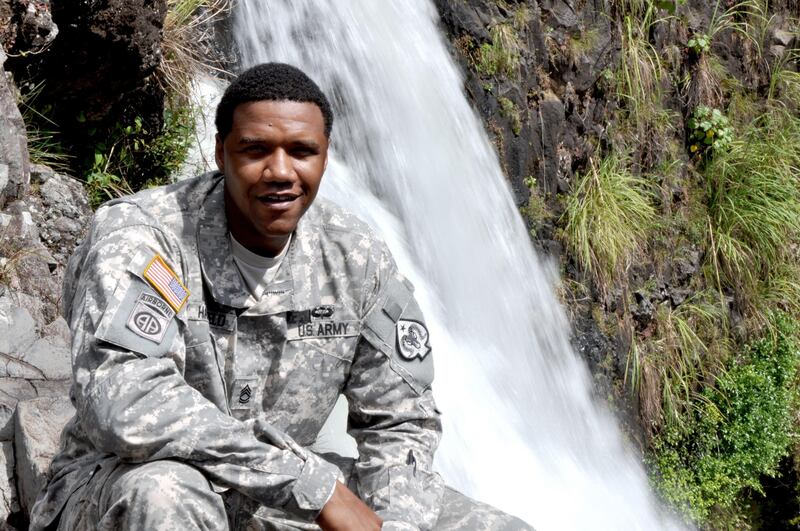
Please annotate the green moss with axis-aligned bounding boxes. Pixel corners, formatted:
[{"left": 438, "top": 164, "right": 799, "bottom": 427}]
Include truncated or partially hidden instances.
[{"left": 497, "top": 97, "right": 522, "bottom": 136}]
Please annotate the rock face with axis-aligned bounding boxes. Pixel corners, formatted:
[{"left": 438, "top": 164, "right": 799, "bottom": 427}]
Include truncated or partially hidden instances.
[
  {"left": 0, "top": 50, "right": 29, "bottom": 210},
  {"left": 0, "top": 33, "right": 89, "bottom": 527}
]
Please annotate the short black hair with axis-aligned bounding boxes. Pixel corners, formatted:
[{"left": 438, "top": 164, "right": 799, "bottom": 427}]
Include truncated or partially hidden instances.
[{"left": 215, "top": 62, "right": 333, "bottom": 139}]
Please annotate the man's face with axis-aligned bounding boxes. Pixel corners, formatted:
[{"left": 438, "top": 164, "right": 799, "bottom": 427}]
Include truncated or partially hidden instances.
[{"left": 216, "top": 99, "right": 329, "bottom": 256}]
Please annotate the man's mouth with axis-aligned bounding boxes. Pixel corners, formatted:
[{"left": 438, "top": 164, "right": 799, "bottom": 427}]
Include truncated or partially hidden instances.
[{"left": 258, "top": 194, "right": 300, "bottom": 205}]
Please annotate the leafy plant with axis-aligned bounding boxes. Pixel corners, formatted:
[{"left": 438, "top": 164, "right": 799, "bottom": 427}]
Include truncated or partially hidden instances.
[
  {"left": 84, "top": 103, "right": 195, "bottom": 208},
  {"left": 653, "top": 312, "right": 800, "bottom": 524},
  {"left": 561, "top": 154, "right": 656, "bottom": 281},
  {"left": 687, "top": 106, "right": 734, "bottom": 157},
  {"left": 687, "top": 33, "right": 711, "bottom": 55}
]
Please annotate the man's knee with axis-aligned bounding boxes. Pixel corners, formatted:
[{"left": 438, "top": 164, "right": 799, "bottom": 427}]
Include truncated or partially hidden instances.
[
  {"left": 434, "top": 487, "right": 534, "bottom": 531},
  {"left": 97, "top": 460, "right": 226, "bottom": 531}
]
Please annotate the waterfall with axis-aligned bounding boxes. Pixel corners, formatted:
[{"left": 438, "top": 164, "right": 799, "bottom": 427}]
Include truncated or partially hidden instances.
[{"left": 186, "top": 1, "right": 687, "bottom": 528}]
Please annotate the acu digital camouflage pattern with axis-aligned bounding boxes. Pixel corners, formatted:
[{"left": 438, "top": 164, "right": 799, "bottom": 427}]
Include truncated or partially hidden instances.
[{"left": 28, "top": 173, "right": 533, "bottom": 530}]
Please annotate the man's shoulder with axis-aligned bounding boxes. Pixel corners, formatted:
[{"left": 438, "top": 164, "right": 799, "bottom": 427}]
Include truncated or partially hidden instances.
[
  {"left": 305, "top": 197, "right": 379, "bottom": 243},
  {"left": 92, "top": 172, "right": 221, "bottom": 238}
]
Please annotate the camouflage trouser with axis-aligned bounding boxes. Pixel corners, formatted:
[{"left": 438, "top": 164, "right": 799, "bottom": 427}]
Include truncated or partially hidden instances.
[{"left": 56, "top": 458, "right": 533, "bottom": 531}]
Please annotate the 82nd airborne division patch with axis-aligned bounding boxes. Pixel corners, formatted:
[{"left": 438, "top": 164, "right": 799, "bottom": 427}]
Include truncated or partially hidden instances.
[
  {"left": 126, "top": 292, "right": 176, "bottom": 343},
  {"left": 397, "top": 319, "right": 431, "bottom": 361}
]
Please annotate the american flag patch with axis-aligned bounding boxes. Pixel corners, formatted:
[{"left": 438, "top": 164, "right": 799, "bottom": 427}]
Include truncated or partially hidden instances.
[{"left": 142, "top": 255, "right": 190, "bottom": 312}]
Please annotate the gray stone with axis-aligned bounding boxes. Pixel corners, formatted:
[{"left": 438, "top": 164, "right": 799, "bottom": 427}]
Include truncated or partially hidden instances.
[
  {"left": 0, "top": 378, "right": 36, "bottom": 441},
  {"left": 0, "top": 298, "right": 37, "bottom": 357},
  {"left": 28, "top": 379, "right": 70, "bottom": 398},
  {"left": 15, "top": 397, "right": 75, "bottom": 515},
  {"left": 28, "top": 166, "right": 91, "bottom": 271},
  {"left": 0, "top": 56, "right": 29, "bottom": 209},
  {"left": 0, "top": 441, "right": 17, "bottom": 521},
  {"left": 0, "top": 378, "right": 69, "bottom": 442},
  {"left": 21, "top": 336, "right": 70, "bottom": 380}
]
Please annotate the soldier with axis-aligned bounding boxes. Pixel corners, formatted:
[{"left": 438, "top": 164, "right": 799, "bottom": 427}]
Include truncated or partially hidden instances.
[{"left": 29, "top": 63, "right": 532, "bottom": 530}]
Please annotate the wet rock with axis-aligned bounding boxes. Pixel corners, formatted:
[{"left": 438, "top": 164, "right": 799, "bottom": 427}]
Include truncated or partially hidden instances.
[
  {"left": 632, "top": 290, "right": 656, "bottom": 328},
  {"left": 0, "top": 441, "right": 17, "bottom": 521},
  {"left": 0, "top": 50, "right": 29, "bottom": 209},
  {"left": 14, "top": 396, "right": 74, "bottom": 515}
]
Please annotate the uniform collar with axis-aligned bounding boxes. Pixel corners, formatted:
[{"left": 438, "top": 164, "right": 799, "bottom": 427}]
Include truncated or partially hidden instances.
[{"left": 196, "top": 174, "right": 323, "bottom": 313}]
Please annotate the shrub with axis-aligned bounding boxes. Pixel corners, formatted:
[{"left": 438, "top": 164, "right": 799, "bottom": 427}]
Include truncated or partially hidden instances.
[{"left": 653, "top": 313, "right": 800, "bottom": 524}]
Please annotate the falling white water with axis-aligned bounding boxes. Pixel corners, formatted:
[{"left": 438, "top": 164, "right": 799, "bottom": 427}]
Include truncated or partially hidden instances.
[{"left": 185, "top": 1, "right": 688, "bottom": 529}]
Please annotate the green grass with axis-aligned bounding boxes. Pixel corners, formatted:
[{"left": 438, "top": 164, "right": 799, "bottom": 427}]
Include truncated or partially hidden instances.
[
  {"left": 704, "top": 106, "right": 800, "bottom": 306},
  {"left": 561, "top": 154, "right": 656, "bottom": 281},
  {"left": 159, "top": 0, "right": 230, "bottom": 98},
  {"left": 476, "top": 23, "right": 522, "bottom": 78},
  {"left": 16, "top": 83, "right": 72, "bottom": 173}
]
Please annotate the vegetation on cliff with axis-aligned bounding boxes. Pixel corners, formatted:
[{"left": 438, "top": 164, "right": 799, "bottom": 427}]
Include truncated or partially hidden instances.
[{"left": 440, "top": 0, "right": 800, "bottom": 527}]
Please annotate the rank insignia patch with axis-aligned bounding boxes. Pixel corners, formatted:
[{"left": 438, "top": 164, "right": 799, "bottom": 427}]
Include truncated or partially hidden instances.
[
  {"left": 397, "top": 319, "right": 431, "bottom": 361},
  {"left": 143, "top": 255, "right": 190, "bottom": 312},
  {"left": 126, "top": 292, "right": 176, "bottom": 343}
]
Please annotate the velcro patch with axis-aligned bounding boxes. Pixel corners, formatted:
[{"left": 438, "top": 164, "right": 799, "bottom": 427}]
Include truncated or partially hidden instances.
[
  {"left": 397, "top": 319, "right": 431, "bottom": 361},
  {"left": 143, "top": 255, "right": 190, "bottom": 313},
  {"left": 126, "top": 292, "right": 176, "bottom": 343}
]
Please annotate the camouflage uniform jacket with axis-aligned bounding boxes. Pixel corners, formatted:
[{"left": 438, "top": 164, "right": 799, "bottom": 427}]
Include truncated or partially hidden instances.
[{"left": 29, "top": 172, "right": 444, "bottom": 530}]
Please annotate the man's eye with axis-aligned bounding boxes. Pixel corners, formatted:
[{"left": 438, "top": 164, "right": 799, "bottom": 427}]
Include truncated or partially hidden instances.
[
  {"left": 291, "top": 147, "right": 316, "bottom": 157},
  {"left": 242, "top": 145, "right": 267, "bottom": 154}
]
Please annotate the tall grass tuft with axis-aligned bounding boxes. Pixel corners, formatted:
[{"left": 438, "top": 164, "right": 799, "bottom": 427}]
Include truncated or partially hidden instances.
[
  {"left": 159, "top": 0, "right": 231, "bottom": 99},
  {"left": 561, "top": 154, "right": 656, "bottom": 282},
  {"left": 704, "top": 106, "right": 800, "bottom": 309}
]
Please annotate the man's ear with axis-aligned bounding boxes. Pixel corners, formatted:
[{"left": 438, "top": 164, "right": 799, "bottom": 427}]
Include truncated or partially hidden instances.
[{"left": 215, "top": 133, "right": 225, "bottom": 173}]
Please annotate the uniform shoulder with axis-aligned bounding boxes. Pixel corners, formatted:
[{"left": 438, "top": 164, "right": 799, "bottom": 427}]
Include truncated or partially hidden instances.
[
  {"left": 307, "top": 197, "right": 380, "bottom": 242},
  {"left": 91, "top": 172, "right": 221, "bottom": 239}
]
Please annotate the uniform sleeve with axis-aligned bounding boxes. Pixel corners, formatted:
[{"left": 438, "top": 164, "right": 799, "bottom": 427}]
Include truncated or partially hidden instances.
[
  {"left": 67, "top": 220, "right": 338, "bottom": 522},
  {"left": 344, "top": 242, "right": 444, "bottom": 530}
]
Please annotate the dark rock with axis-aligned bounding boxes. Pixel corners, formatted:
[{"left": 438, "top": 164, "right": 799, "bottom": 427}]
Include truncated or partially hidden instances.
[
  {"left": 0, "top": 50, "right": 29, "bottom": 209},
  {"left": 0, "top": 0, "right": 58, "bottom": 56},
  {"left": 632, "top": 290, "right": 656, "bottom": 328}
]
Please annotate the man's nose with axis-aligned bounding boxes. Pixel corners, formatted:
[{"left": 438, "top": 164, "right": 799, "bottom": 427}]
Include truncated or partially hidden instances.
[{"left": 263, "top": 149, "right": 293, "bottom": 181}]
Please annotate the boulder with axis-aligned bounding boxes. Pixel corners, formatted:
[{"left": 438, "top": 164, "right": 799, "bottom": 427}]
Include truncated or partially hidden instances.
[{"left": 14, "top": 396, "right": 74, "bottom": 515}]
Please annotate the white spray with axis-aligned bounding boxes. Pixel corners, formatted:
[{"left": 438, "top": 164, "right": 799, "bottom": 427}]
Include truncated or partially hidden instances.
[{"left": 185, "top": 1, "right": 687, "bottom": 528}]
